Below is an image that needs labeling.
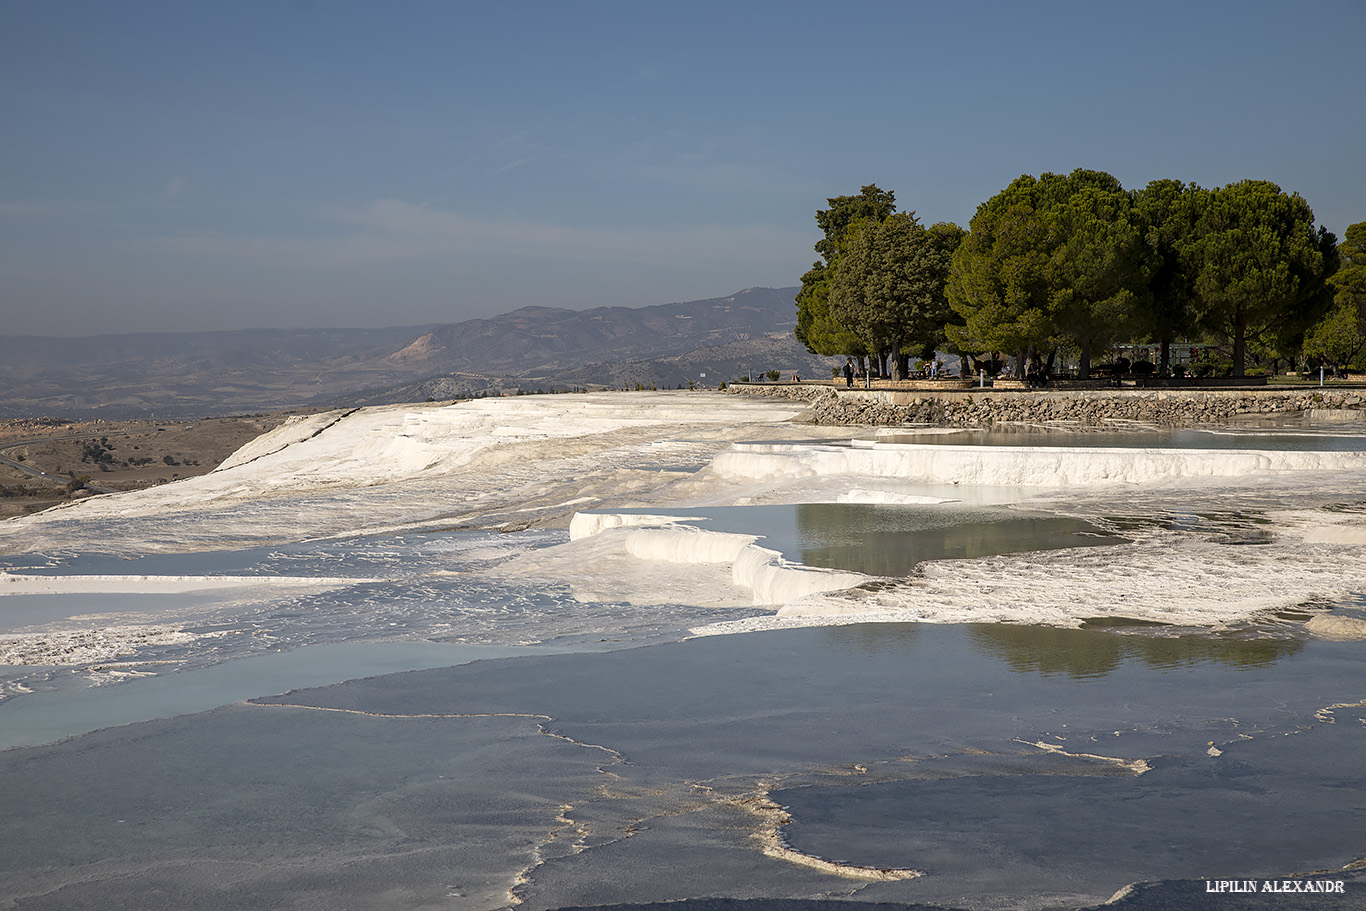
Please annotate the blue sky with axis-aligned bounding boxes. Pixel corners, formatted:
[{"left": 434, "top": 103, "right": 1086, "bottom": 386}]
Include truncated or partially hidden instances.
[{"left": 3, "top": 0, "right": 1364, "bottom": 336}]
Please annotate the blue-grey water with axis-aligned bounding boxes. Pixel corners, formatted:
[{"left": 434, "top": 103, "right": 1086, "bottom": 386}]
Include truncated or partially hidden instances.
[
  {"left": 3, "top": 420, "right": 1366, "bottom": 910},
  {"left": 2, "top": 624, "right": 1362, "bottom": 910}
]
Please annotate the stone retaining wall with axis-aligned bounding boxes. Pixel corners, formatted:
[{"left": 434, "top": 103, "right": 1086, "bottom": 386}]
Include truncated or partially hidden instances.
[{"left": 726, "top": 382, "right": 1366, "bottom": 427}]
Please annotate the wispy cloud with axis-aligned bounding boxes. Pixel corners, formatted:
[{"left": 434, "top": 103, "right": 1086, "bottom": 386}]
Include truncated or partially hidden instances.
[
  {"left": 345, "top": 199, "right": 809, "bottom": 268},
  {"left": 139, "top": 198, "right": 810, "bottom": 274},
  {"left": 603, "top": 124, "right": 802, "bottom": 197},
  {"left": 442, "top": 128, "right": 536, "bottom": 178},
  {"left": 486, "top": 156, "right": 536, "bottom": 177},
  {"left": 422, "top": 124, "right": 549, "bottom": 207}
]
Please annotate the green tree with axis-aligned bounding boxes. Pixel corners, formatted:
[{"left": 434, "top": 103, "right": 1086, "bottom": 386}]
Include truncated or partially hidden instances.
[
  {"left": 1256, "top": 224, "right": 1339, "bottom": 374},
  {"left": 795, "top": 262, "right": 864, "bottom": 357},
  {"left": 1181, "top": 180, "right": 1334, "bottom": 376},
  {"left": 1304, "top": 221, "right": 1366, "bottom": 370},
  {"left": 1133, "top": 179, "right": 1205, "bottom": 371},
  {"left": 1302, "top": 294, "right": 1366, "bottom": 371},
  {"left": 946, "top": 178, "right": 1054, "bottom": 371},
  {"left": 795, "top": 186, "right": 896, "bottom": 358},
  {"left": 813, "top": 185, "right": 897, "bottom": 263},
  {"left": 1339, "top": 221, "right": 1366, "bottom": 269},
  {"left": 948, "top": 169, "right": 1148, "bottom": 378},
  {"left": 829, "top": 213, "right": 965, "bottom": 377},
  {"left": 1041, "top": 171, "right": 1151, "bottom": 376}
]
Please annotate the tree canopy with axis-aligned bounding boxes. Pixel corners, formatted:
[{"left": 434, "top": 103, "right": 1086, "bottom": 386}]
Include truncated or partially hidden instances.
[
  {"left": 1304, "top": 221, "right": 1366, "bottom": 370},
  {"left": 813, "top": 185, "right": 897, "bottom": 264},
  {"left": 1042, "top": 171, "right": 1150, "bottom": 375},
  {"left": 944, "top": 179, "right": 1052, "bottom": 363},
  {"left": 795, "top": 175, "right": 1344, "bottom": 380},
  {"left": 829, "top": 213, "right": 965, "bottom": 374},
  {"left": 1181, "top": 180, "right": 1333, "bottom": 376},
  {"left": 794, "top": 185, "right": 896, "bottom": 358},
  {"left": 1132, "top": 179, "right": 1202, "bottom": 368},
  {"left": 946, "top": 169, "right": 1148, "bottom": 378}
]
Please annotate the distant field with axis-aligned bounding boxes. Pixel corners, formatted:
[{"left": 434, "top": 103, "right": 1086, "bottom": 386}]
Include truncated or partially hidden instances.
[{"left": 0, "top": 412, "right": 302, "bottom": 518}]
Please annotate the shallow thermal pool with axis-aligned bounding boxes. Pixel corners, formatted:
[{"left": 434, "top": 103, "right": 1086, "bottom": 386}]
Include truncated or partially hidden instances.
[
  {"left": 583, "top": 503, "right": 1126, "bottom": 577},
  {"left": 872, "top": 424, "right": 1366, "bottom": 450},
  {"left": 3, "top": 396, "right": 1366, "bottom": 909}
]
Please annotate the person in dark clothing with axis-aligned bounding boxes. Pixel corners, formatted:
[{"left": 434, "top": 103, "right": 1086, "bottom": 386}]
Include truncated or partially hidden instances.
[{"left": 843, "top": 359, "right": 854, "bottom": 387}]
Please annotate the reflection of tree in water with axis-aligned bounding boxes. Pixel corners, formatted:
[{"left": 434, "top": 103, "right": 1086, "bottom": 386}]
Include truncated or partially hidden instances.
[
  {"left": 966, "top": 624, "right": 1303, "bottom": 679},
  {"left": 794, "top": 504, "right": 1121, "bottom": 577}
]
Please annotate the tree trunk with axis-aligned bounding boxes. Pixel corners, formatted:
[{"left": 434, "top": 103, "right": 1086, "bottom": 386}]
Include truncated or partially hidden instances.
[
  {"left": 1078, "top": 338, "right": 1092, "bottom": 380},
  {"left": 1159, "top": 338, "right": 1171, "bottom": 373},
  {"left": 1233, "top": 310, "right": 1246, "bottom": 377}
]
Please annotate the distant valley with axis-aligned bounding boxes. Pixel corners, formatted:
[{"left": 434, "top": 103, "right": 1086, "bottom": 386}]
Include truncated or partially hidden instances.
[{"left": 0, "top": 287, "right": 833, "bottom": 419}]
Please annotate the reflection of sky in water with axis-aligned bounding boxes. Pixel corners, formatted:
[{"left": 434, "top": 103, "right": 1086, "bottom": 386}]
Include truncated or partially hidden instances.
[
  {"left": 4, "top": 621, "right": 1360, "bottom": 907},
  {"left": 0, "top": 528, "right": 558, "bottom": 577},
  {"left": 4, "top": 413, "right": 1366, "bottom": 907},
  {"left": 775, "top": 747, "right": 1362, "bottom": 889},
  {"left": 0, "top": 591, "right": 245, "bottom": 633},
  {"left": 0, "top": 640, "right": 579, "bottom": 750},
  {"left": 0, "top": 526, "right": 771, "bottom": 728}
]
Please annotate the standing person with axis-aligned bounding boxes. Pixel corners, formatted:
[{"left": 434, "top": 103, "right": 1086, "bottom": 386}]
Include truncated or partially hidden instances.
[{"left": 843, "top": 358, "right": 854, "bottom": 387}]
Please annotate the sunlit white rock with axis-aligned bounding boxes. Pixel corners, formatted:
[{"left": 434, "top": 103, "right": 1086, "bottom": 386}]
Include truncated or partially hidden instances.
[
  {"left": 560, "top": 513, "right": 874, "bottom": 606},
  {"left": 3, "top": 391, "right": 1364, "bottom": 637},
  {"left": 708, "top": 440, "right": 1366, "bottom": 488}
]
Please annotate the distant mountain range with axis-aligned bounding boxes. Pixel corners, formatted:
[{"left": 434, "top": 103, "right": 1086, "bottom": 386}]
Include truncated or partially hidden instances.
[{"left": 0, "top": 287, "right": 833, "bottom": 419}]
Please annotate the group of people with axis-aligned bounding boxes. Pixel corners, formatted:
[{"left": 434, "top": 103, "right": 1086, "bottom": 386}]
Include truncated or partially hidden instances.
[{"left": 841, "top": 358, "right": 941, "bottom": 387}]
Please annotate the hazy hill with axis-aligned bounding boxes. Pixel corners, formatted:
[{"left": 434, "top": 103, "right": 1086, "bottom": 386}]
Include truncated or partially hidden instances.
[
  {"left": 345, "top": 331, "right": 837, "bottom": 405},
  {"left": 0, "top": 327, "right": 439, "bottom": 420},
  {"left": 0, "top": 287, "right": 809, "bottom": 419},
  {"left": 377, "top": 286, "right": 802, "bottom": 376},
  {"left": 0, "top": 327, "right": 431, "bottom": 374}
]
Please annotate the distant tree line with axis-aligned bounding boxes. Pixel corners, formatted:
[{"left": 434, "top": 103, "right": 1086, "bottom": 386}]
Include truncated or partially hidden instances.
[{"left": 795, "top": 173, "right": 1366, "bottom": 380}]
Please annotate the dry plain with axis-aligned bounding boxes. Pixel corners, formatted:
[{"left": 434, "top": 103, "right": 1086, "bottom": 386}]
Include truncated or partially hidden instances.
[{"left": 0, "top": 412, "right": 305, "bottom": 518}]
